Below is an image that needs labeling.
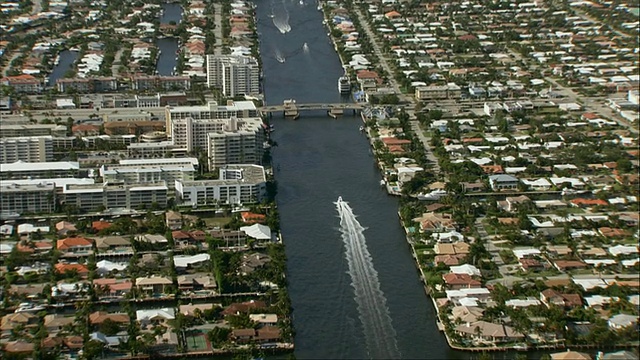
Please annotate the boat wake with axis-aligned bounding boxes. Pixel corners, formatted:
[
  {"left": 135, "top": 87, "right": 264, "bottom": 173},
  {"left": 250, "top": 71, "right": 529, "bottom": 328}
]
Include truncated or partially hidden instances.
[
  {"left": 335, "top": 197, "right": 401, "bottom": 359},
  {"left": 271, "top": 0, "right": 291, "bottom": 33},
  {"left": 274, "top": 48, "right": 286, "bottom": 63}
]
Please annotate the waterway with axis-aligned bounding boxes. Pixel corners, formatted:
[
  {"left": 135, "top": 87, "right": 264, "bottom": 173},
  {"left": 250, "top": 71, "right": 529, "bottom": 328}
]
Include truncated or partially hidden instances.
[
  {"left": 48, "top": 50, "right": 78, "bottom": 86},
  {"left": 255, "top": 1, "right": 456, "bottom": 358},
  {"left": 160, "top": 2, "right": 183, "bottom": 24},
  {"left": 156, "top": 2, "right": 182, "bottom": 76}
]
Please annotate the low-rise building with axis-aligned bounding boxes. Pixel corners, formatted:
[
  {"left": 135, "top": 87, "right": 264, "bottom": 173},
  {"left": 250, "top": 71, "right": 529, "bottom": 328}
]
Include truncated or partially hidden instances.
[
  {"left": 0, "top": 181, "right": 55, "bottom": 214},
  {"left": 60, "top": 182, "right": 168, "bottom": 212},
  {"left": 0, "top": 161, "right": 80, "bottom": 180}
]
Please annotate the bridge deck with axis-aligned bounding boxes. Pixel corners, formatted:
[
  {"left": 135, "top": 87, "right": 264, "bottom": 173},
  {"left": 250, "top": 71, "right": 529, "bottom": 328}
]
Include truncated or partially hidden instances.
[{"left": 259, "top": 102, "right": 367, "bottom": 113}]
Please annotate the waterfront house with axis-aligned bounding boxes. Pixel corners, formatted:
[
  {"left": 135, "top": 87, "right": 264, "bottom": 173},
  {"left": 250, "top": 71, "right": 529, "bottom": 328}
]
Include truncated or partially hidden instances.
[
  {"left": 177, "top": 273, "right": 217, "bottom": 292},
  {"left": 222, "top": 300, "right": 267, "bottom": 316},
  {"left": 136, "top": 308, "right": 175, "bottom": 328},
  {"left": 1, "top": 313, "right": 39, "bottom": 336},
  {"left": 56, "top": 236, "right": 93, "bottom": 254},
  {"left": 455, "top": 321, "right": 524, "bottom": 343},
  {"left": 231, "top": 328, "right": 255, "bottom": 344},
  {"left": 488, "top": 174, "right": 520, "bottom": 191},
  {"left": 249, "top": 314, "right": 278, "bottom": 326},
  {"left": 55, "top": 221, "right": 77, "bottom": 236},
  {"left": 553, "top": 260, "right": 588, "bottom": 271},
  {"left": 89, "top": 311, "right": 130, "bottom": 326},
  {"left": 442, "top": 273, "right": 482, "bottom": 290},
  {"left": 413, "top": 212, "right": 457, "bottom": 232},
  {"left": 135, "top": 276, "right": 173, "bottom": 296},
  {"left": 93, "top": 278, "right": 132, "bottom": 297},
  {"left": 94, "top": 236, "right": 132, "bottom": 255},
  {"left": 550, "top": 350, "right": 592, "bottom": 360},
  {"left": 43, "top": 314, "right": 74, "bottom": 335},
  {"left": 54, "top": 263, "right": 90, "bottom": 278}
]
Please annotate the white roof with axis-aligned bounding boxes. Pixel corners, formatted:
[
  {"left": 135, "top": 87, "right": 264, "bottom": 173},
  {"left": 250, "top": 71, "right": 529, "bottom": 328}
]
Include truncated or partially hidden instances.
[
  {"left": 609, "top": 245, "right": 638, "bottom": 256},
  {"left": 450, "top": 264, "right": 481, "bottom": 276},
  {"left": 240, "top": 223, "right": 271, "bottom": 240},
  {"left": 0, "top": 161, "right": 80, "bottom": 172},
  {"left": 513, "top": 248, "right": 541, "bottom": 259},
  {"left": 0, "top": 243, "right": 14, "bottom": 254},
  {"left": 0, "top": 224, "right": 14, "bottom": 235},
  {"left": 505, "top": 299, "right": 541, "bottom": 307},
  {"left": 585, "top": 295, "right": 617, "bottom": 307},
  {"left": 446, "top": 288, "right": 490, "bottom": 299},
  {"left": 173, "top": 253, "right": 210, "bottom": 268},
  {"left": 136, "top": 308, "right": 175, "bottom": 321},
  {"left": 96, "top": 260, "right": 128, "bottom": 273},
  {"left": 1, "top": 178, "right": 94, "bottom": 188},
  {"left": 17, "top": 223, "right": 49, "bottom": 234},
  {"left": 249, "top": 313, "right": 278, "bottom": 323},
  {"left": 573, "top": 278, "right": 607, "bottom": 291}
]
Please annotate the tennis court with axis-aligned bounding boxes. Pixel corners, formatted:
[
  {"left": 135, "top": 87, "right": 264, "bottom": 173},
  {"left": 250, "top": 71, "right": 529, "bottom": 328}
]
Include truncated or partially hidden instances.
[{"left": 186, "top": 332, "right": 210, "bottom": 351}]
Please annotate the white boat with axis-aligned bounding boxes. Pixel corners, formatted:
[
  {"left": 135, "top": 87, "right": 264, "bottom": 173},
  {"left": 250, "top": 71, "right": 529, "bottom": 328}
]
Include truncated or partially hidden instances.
[
  {"left": 359, "top": 125, "right": 364, "bottom": 132},
  {"left": 15, "top": 303, "right": 47, "bottom": 313},
  {"left": 338, "top": 75, "right": 350, "bottom": 94},
  {"left": 380, "top": 180, "right": 385, "bottom": 186}
]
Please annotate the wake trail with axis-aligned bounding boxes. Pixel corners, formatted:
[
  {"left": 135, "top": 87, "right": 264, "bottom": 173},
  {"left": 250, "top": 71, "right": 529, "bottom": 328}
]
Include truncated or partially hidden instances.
[{"left": 335, "top": 197, "right": 401, "bottom": 359}]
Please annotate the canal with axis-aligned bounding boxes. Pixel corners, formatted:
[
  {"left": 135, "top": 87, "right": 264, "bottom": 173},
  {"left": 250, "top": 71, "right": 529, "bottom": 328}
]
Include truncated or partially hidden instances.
[
  {"left": 255, "top": 1, "right": 456, "bottom": 358},
  {"left": 156, "top": 2, "right": 182, "bottom": 76},
  {"left": 48, "top": 50, "right": 78, "bottom": 87}
]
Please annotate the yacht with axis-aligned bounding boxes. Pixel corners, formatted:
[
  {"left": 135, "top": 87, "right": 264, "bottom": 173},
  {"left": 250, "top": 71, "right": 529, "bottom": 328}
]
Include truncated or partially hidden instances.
[
  {"left": 15, "top": 303, "right": 47, "bottom": 313},
  {"left": 338, "top": 76, "right": 350, "bottom": 94}
]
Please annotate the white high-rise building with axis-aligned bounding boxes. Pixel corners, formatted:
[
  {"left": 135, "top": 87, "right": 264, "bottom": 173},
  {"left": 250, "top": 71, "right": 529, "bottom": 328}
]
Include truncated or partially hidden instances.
[
  {"left": 164, "top": 100, "right": 259, "bottom": 137},
  {"left": 0, "top": 136, "right": 54, "bottom": 163},
  {"left": 206, "top": 55, "right": 260, "bottom": 97},
  {"left": 207, "top": 118, "right": 265, "bottom": 169}
]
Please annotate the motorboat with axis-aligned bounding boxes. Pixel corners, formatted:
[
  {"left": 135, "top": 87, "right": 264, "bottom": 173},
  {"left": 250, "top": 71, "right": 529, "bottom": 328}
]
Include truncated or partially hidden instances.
[
  {"left": 359, "top": 125, "right": 365, "bottom": 132},
  {"left": 15, "top": 303, "right": 47, "bottom": 313},
  {"left": 380, "top": 180, "right": 385, "bottom": 186}
]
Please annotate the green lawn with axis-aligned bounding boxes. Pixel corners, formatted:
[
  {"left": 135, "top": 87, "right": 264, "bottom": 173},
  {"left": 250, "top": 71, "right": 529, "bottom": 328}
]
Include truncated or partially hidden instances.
[{"left": 203, "top": 217, "right": 232, "bottom": 228}]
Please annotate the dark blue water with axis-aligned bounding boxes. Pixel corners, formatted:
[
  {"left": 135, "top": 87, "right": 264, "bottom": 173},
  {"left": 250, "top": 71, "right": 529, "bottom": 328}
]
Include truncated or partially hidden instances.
[
  {"left": 48, "top": 50, "right": 78, "bottom": 86},
  {"left": 156, "top": 38, "right": 179, "bottom": 76},
  {"left": 160, "top": 2, "right": 183, "bottom": 24},
  {"left": 255, "top": 1, "right": 454, "bottom": 359}
]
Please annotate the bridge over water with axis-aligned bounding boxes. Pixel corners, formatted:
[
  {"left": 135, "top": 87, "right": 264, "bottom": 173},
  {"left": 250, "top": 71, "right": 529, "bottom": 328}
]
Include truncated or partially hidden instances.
[{"left": 258, "top": 101, "right": 368, "bottom": 118}]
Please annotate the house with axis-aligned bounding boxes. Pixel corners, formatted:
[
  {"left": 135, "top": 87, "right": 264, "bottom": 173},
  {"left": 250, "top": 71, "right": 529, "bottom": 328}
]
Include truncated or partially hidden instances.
[
  {"left": 240, "top": 211, "right": 266, "bottom": 224},
  {"left": 239, "top": 253, "right": 271, "bottom": 275},
  {"left": 249, "top": 314, "right": 278, "bottom": 326},
  {"left": 520, "top": 258, "right": 546, "bottom": 272},
  {"left": 1, "top": 312, "right": 39, "bottom": 334},
  {"left": 450, "top": 264, "right": 481, "bottom": 277},
  {"left": 608, "top": 314, "right": 638, "bottom": 330},
  {"left": 89, "top": 311, "right": 130, "bottom": 326},
  {"left": 540, "top": 289, "right": 583, "bottom": 309},
  {"left": 3, "top": 341, "right": 35, "bottom": 355},
  {"left": 173, "top": 254, "right": 210, "bottom": 271},
  {"left": 231, "top": 328, "right": 256, "bottom": 344},
  {"left": 451, "top": 306, "right": 484, "bottom": 323},
  {"left": 455, "top": 321, "right": 524, "bottom": 343},
  {"left": 54, "top": 263, "right": 90, "bottom": 277},
  {"left": 56, "top": 236, "right": 93, "bottom": 254},
  {"left": 488, "top": 174, "right": 520, "bottom": 190},
  {"left": 91, "top": 221, "right": 112, "bottom": 232},
  {"left": 135, "top": 276, "right": 173, "bottom": 295},
  {"left": 551, "top": 350, "right": 592, "bottom": 360},
  {"left": 43, "top": 314, "right": 74, "bottom": 334},
  {"left": 165, "top": 210, "right": 182, "bottom": 230},
  {"left": 222, "top": 300, "right": 267, "bottom": 316},
  {"left": 413, "top": 212, "right": 457, "bottom": 232},
  {"left": 442, "top": 273, "right": 481, "bottom": 290},
  {"left": 255, "top": 326, "right": 281, "bottom": 343},
  {"left": 94, "top": 236, "right": 132, "bottom": 254},
  {"left": 55, "top": 221, "right": 77, "bottom": 236},
  {"left": 179, "top": 303, "right": 218, "bottom": 317},
  {"left": 554, "top": 260, "right": 588, "bottom": 271},
  {"left": 177, "top": 274, "right": 217, "bottom": 292},
  {"left": 136, "top": 308, "right": 175, "bottom": 327}
]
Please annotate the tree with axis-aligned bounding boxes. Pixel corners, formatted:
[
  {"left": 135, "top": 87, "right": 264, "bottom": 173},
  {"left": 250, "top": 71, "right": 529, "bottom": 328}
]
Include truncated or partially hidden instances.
[{"left": 99, "top": 318, "right": 121, "bottom": 336}]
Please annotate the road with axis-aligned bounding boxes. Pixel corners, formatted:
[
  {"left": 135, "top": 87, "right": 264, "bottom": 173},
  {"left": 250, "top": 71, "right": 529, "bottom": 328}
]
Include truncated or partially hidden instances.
[
  {"left": 111, "top": 47, "right": 125, "bottom": 77},
  {"left": 353, "top": 7, "right": 443, "bottom": 176},
  {"left": 212, "top": 4, "right": 223, "bottom": 55}
]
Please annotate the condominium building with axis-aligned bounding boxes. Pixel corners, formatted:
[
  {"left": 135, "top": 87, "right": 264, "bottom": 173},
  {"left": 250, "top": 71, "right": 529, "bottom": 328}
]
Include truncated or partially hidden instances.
[
  {"left": 206, "top": 55, "right": 260, "bottom": 97},
  {"left": 60, "top": 182, "right": 168, "bottom": 212},
  {"left": 170, "top": 116, "right": 264, "bottom": 157},
  {"left": 100, "top": 163, "right": 196, "bottom": 189},
  {"left": 0, "top": 161, "right": 80, "bottom": 180},
  {"left": 165, "top": 100, "right": 259, "bottom": 137},
  {"left": 414, "top": 83, "right": 462, "bottom": 101},
  {"left": 175, "top": 165, "right": 266, "bottom": 206},
  {"left": 0, "top": 136, "right": 54, "bottom": 163},
  {"left": 0, "top": 124, "right": 65, "bottom": 138},
  {"left": 207, "top": 119, "right": 265, "bottom": 168},
  {"left": 0, "top": 181, "right": 55, "bottom": 214}
]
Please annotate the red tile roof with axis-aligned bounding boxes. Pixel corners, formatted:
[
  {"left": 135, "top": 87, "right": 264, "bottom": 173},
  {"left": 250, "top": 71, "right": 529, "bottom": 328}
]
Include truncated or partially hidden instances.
[{"left": 57, "top": 237, "right": 93, "bottom": 250}]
